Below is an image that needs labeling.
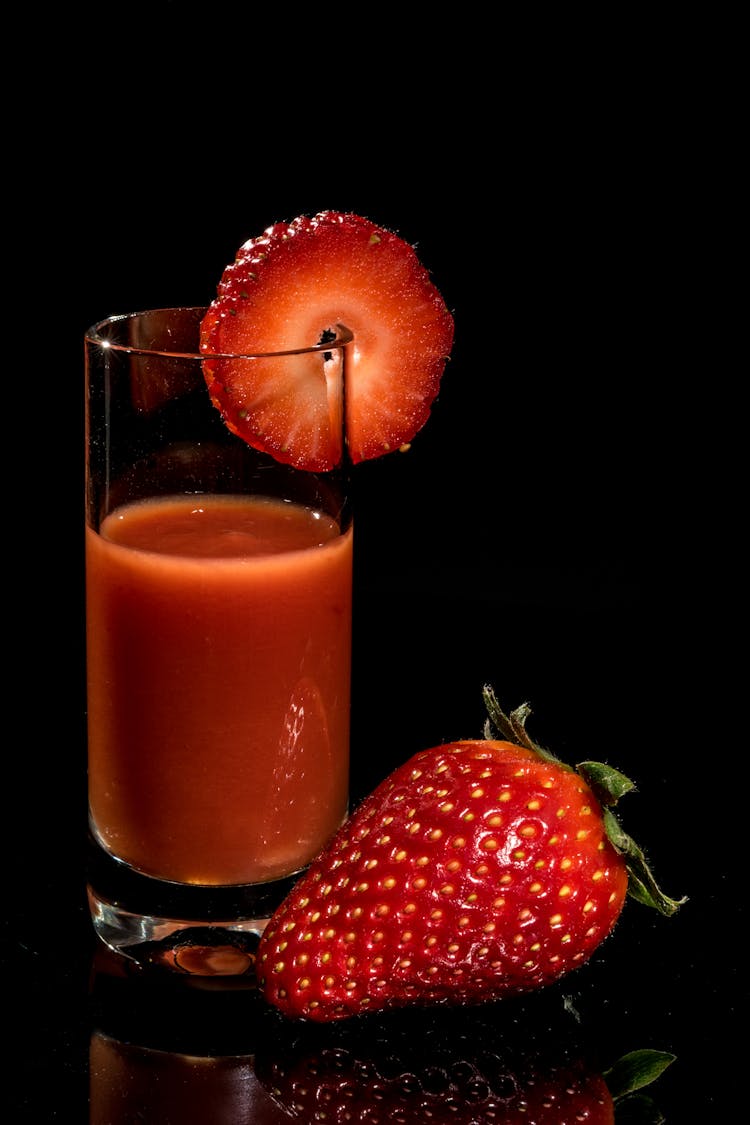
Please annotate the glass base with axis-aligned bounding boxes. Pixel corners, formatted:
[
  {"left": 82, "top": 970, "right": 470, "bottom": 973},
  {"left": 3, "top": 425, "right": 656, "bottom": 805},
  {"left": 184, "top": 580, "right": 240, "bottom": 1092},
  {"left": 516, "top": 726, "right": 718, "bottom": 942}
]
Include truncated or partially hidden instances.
[{"left": 87, "top": 834, "right": 302, "bottom": 976}]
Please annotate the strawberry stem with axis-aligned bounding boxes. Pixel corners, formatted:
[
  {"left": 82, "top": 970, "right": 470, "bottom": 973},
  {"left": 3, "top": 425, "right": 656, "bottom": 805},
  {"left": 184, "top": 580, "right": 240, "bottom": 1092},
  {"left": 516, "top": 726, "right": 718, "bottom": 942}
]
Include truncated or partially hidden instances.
[{"left": 482, "top": 685, "right": 567, "bottom": 767}]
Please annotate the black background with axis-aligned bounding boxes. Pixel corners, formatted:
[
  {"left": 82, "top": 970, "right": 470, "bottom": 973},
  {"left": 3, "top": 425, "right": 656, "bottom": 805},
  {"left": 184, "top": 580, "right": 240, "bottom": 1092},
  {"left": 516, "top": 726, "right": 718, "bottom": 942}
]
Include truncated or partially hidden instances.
[{"left": 6, "top": 4, "right": 738, "bottom": 1119}]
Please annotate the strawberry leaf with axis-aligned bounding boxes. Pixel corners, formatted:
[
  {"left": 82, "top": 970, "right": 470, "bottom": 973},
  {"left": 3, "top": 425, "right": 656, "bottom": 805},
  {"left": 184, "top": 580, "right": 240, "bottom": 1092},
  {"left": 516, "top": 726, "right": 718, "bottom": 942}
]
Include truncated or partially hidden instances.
[
  {"left": 576, "top": 760, "right": 636, "bottom": 806},
  {"left": 613, "top": 1092, "right": 667, "bottom": 1124},
  {"left": 602, "top": 809, "right": 687, "bottom": 917},
  {"left": 604, "top": 1049, "right": 676, "bottom": 1099},
  {"left": 604, "top": 1049, "right": 675, "bottom": 1125}
]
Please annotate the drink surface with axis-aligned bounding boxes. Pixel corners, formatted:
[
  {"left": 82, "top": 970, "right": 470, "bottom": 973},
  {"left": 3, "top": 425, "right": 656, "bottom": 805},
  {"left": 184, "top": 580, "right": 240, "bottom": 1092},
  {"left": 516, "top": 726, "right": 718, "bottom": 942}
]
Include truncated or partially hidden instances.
[{"left": 86, "top": 494, "right": 352, "bottom": 886}]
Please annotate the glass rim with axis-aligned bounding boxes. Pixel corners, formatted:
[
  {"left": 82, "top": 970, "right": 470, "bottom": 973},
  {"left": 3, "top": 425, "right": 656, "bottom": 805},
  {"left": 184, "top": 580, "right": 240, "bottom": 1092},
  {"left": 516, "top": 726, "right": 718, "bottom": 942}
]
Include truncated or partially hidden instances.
[{"left": 85, "top": 306, "right": 354, "bottom": 360}]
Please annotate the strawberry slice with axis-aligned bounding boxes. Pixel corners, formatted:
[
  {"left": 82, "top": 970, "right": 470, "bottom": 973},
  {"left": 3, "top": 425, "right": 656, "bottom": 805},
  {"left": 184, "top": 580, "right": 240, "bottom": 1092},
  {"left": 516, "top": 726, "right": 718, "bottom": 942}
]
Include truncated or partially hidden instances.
[{"left": 200, "top": 212, "right": 454, "bottom": 471}]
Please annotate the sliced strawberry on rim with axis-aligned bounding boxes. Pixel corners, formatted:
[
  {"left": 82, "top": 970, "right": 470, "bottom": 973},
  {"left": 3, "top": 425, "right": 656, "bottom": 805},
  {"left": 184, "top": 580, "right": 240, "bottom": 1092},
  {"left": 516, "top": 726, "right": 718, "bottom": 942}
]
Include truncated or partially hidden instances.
[{"left": 199, "top": 211, "right": 454, "bottom": 471}]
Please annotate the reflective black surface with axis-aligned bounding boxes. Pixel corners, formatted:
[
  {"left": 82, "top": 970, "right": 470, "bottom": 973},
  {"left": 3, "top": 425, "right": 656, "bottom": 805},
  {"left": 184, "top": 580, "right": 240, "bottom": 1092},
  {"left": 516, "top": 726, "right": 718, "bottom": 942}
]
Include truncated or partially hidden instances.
[
  {"left": 8, "top": 781, "right": 731, "bottom": 1121},
  {"left": 7, "top": 475, "right": 731, "bottom": 1118},
  {"left": 8, "top": 14, "right": 734, "bottom": 1118}
]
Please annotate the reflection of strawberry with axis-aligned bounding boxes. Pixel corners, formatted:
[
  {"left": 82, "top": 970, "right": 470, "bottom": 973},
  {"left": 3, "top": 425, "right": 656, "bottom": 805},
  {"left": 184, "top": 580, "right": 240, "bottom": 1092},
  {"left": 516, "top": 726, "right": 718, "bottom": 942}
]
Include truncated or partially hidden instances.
[
  {"left": 256, "top": 1005, "right": 675, "bottom": 1123},
  {"left": 257, "top": 687, "right": 684, "bottom": 1023},
  {"left": 200, "top": 211, "right": 454, "bottom": 470}
]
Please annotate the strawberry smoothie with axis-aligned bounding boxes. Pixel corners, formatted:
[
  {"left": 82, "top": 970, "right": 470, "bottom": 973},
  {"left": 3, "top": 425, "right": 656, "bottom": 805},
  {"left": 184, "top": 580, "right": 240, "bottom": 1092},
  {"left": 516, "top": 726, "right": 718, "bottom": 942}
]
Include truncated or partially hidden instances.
[{"left": 86, "top": 493, "right": 352, "bottom": 886}]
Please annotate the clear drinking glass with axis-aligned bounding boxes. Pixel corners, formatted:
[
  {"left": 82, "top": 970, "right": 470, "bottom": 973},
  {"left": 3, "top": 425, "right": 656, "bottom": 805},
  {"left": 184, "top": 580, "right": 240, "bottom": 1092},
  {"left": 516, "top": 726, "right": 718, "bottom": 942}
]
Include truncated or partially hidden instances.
[{"left": 85, "top": 307, "right": 353, "bottom": 973}]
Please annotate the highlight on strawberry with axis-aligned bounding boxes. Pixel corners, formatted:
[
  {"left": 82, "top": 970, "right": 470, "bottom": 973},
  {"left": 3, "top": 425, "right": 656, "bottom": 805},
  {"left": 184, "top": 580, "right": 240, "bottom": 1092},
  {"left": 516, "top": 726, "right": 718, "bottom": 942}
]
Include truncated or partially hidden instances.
[
  {"left": 199, "top": 211, "right": 454, "bottom": 471},
  {"left": 256, "top": 686, "right": 685, "bottom": 1023}
]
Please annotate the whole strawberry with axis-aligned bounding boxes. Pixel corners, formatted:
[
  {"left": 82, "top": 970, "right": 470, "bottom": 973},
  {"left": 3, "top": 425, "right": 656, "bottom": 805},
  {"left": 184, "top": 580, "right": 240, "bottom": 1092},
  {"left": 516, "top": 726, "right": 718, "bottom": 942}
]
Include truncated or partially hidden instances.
[{"left": 257, "top": 688, "right": 683, "bottom": 1022}]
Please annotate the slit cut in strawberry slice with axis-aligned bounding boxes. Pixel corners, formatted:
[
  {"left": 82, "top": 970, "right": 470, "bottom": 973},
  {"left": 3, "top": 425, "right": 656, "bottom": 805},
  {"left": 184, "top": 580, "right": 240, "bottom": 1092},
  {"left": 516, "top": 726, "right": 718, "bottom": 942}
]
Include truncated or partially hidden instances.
[{"left": 199, "top": 212, "right": 455, "bottom": 471}]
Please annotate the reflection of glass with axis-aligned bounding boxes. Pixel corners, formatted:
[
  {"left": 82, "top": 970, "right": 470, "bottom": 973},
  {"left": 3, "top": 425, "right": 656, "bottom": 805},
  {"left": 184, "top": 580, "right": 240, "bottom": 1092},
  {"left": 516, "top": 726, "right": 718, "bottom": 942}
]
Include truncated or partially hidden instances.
[
  {"left": 89, "top": 1034, "right": 285, "bottom": 1125},
  {"left": 85, "top": 308, "right": 353, "bottom": 969},
  {"left": 89, "top": 957, "right": 287, "bottom": 1123}
]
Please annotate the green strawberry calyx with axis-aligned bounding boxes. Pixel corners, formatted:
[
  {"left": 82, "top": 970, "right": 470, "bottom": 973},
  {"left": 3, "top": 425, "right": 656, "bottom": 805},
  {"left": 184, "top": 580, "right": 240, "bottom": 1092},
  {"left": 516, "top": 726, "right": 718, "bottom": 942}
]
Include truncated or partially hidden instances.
[
  {"left": 481, "top": 686, "right": 686, "bottom": 918},
  {"left": 605, "top": 1049, "right": 676, "bottom": 1124}
]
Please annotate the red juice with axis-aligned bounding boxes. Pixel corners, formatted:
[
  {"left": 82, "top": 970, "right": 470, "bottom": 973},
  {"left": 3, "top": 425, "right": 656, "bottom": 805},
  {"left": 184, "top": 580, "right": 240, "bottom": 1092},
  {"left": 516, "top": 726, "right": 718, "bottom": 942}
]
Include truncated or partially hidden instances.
[{"left": 86, "top": 494, "right": 352, "bottom": 886}]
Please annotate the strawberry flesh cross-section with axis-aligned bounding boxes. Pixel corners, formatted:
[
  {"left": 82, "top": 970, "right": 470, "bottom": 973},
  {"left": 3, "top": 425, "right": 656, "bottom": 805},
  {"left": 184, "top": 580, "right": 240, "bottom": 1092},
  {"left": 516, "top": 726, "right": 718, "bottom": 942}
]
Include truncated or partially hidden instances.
[{"left": 199, "top": 212, "right": 455, "bottom": 471}]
